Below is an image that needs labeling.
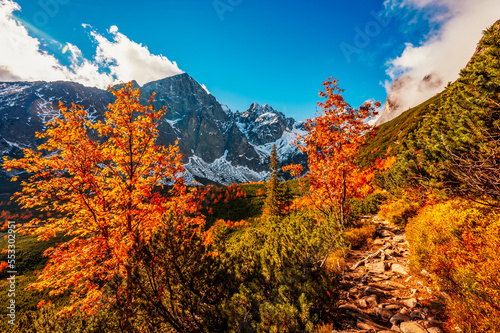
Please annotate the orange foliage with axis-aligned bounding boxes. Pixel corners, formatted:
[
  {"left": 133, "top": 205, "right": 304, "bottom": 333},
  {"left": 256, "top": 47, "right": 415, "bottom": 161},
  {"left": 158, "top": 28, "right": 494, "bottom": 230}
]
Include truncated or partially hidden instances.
[
  {"left": 407, "top": 199, "right": 500, "bottom": 331},
  {"left": 375, "top": 155, "right": 397, "bottom": 171},
  {"left": 202, "top": 218, "right": 249, "bottom": 247},
  {"left": 294, "top": 78, "right": 379, "bottom": 224},
  {"left": 1, "top": 219, "right": 9, "bottom": 232},
  {"left": 201, "top": 184, "right": 246, "bottom": 208},
  {"left": 2, "top": 82, "right": 204, "bottom": 316},
  {"left": 36, "top": 299, "right": 52, "bottom": 309},
  {"left": 282, "top": 164, "right": 303, "bottom": 178},
  {"left": 0, "top": 261, "right": 8, "bottom": 272}
]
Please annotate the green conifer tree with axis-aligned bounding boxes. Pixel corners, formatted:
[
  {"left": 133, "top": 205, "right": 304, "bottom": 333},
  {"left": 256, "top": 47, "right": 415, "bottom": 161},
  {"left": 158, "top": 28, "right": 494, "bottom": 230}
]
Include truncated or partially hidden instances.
[
  {"left": 279, "top": 181, "right": 293, "bottom": 215},
  {"left": 263, "top": 144, "right": 281, "bottom": 217}
]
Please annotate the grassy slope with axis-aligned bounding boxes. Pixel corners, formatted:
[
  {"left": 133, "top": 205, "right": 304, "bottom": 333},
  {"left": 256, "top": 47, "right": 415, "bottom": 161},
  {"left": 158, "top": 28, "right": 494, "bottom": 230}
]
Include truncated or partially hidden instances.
[
  {"left": 0, "top": 233, "right": 72, "bottom": 321},
  {"left": 363, "top": 92, "right": 444, "bottom": 161},
  {"left": 205, "top": 180, "right": 300, "bottom": 226}
]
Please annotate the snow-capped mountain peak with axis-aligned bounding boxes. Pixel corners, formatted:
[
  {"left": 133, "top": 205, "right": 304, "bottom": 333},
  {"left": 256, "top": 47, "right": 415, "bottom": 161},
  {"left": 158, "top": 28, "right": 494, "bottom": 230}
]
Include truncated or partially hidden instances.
[{"left": 0, "top": 74, "right": 306, "bottom": 188}]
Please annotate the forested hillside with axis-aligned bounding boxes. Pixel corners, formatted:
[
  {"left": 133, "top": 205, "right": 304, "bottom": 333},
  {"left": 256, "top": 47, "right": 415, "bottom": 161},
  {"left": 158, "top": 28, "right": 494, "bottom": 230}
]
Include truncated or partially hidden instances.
[{"left": 372, "top": 20, "right": 500, "bottom": 332}]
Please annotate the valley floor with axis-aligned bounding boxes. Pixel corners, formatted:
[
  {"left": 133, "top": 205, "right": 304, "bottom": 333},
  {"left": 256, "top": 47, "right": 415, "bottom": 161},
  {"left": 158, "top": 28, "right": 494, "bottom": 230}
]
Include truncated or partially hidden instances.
[{"left": 332, "top": 217, "right": 447, "bottom": 333}]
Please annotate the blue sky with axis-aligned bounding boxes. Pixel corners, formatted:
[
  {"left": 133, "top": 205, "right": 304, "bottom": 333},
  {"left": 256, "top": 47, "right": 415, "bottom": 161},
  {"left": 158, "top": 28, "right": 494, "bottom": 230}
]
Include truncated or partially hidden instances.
[{"left": 2, "top": 0, "right": 499, "bottom": 121}]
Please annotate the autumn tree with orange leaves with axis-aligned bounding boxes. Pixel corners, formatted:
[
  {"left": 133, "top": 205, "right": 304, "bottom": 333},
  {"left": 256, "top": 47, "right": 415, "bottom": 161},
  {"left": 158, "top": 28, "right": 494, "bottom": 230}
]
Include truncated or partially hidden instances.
[
  {"left": 3, "top": 83, "right": 205, "bottom": 322},
  {"left": 296, "top": 78, "right": 379, "bottom": 226}
]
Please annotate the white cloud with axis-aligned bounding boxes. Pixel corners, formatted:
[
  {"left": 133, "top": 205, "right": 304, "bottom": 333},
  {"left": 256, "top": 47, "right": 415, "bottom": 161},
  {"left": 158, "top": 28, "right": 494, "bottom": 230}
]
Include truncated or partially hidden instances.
[
  {"left": 0, "top": 0, "right": 71, "bottom": 82},
  {"left": 90, "top": 26, "right": 183, "bottom": 86},
  {"left": 109, "top": 25, "right": 118, "bottom": 34},
  {"left": 380, "top": 0, "right": 500, "bottom": 122},
  {"left": 0, "top": 1, "right": 183, "bottom": 88}
]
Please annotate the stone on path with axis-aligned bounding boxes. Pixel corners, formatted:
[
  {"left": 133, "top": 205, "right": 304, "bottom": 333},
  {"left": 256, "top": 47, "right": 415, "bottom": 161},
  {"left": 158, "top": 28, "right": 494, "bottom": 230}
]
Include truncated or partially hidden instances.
[
  {"left": 364, "top": 294, "right": 379, "bottom": 307},
  {"left": 385, "top": 304, "right": 401, "bottom": 311},
  {"left": 357, "top": 298, "right": 368, "bottom": 308},
  {"left": 390, "top": 313, "right": 410, "bottom": 325},
  {"left": 374, "top": 306, "right": 393, "bottom": 320},
  {"left": 365, "top": 287, "right": 386, "bottom": 298},
  {"left": 366, "top": 261, "right": 386, "bottom": 273},
  {"left": 392, "top": 263, "right": 408, "bottom": 275},
  {"left": 379, "top": 229, "right": 396, "bottom": 237},
  {"left": 356, "top": 320, "right": 379, "bottom": 331},
  {"left": 400, "top": 321, "right": 429, "bottom": 333},
  {"left": 391, "top": 325, "right": 402, "bottom": 332},
  {"left": 410, "top": 309, "right": 425, "bottom": 319},
  {"left": 338, "top": 303, "right": 358, "bottom": 311},
  {"left": 393, "top": 235, "right": 406, "bottom": 243},
  {"left": 403, "top": 298, "right": 418, "bottom": 308}
]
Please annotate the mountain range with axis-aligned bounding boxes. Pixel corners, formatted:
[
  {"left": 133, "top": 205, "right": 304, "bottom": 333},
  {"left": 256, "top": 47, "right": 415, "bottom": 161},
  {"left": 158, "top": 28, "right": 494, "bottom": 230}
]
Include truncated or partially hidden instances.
[{"left": 0, "top": 73, "right": 306, "bottom": 190}]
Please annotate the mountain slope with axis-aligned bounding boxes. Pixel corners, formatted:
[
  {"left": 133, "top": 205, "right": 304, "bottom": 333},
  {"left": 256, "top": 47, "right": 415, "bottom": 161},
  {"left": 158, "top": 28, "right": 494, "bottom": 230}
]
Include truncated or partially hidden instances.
[{"left": 365, "top": 19, "right": 500, "bottom": 162}]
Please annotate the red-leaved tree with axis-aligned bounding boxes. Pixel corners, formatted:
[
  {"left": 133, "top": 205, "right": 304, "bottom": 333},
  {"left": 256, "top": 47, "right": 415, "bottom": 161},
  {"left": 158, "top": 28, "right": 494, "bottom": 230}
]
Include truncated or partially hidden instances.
[
  {"left": 3, "top": 82, "right": 204, "bottom": 318},
  {"left": 292, "top": 78, "right": 379, "bottom": 226}
]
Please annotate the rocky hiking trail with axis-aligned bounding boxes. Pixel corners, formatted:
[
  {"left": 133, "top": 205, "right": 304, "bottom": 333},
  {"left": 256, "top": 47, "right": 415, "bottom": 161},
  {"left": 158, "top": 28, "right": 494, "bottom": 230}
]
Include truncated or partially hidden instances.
[{"left": 332, "top": 217, "right": 447, "bottom": 333}]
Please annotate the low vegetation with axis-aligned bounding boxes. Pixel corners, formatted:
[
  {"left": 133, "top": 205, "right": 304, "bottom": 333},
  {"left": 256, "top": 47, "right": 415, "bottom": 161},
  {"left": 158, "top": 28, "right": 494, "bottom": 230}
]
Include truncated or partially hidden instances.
[
  {"left": 407, "top": 199, "right": 500, "bottom": 331},
  {"left": 0, "top": 77, "right": 383, "bottom": 332}
]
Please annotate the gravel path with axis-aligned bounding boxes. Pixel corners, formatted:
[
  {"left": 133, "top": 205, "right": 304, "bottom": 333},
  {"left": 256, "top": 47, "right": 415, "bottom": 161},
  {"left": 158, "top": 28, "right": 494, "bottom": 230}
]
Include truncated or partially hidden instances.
[{"left": 331, "top": 217, "right": 447, "bottom": 333}]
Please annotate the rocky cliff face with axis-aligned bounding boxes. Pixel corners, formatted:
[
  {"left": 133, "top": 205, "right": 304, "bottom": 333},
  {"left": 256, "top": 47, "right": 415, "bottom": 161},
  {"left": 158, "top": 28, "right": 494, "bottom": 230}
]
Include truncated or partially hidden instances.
[
  {"left": 232, "top": 102, "right": 307, "bottom": 167},
  {"left": 233, "top": 103, "right": 295, "bottom": 146},
  {"left": 0, "top": 80, "right": 113, "bottom": 157},
  {"left": 139, "top": 74, "right": 268, "bottom": 183},
  {"left": 0, "top": 73, "right": 305, "bottom": 188}
]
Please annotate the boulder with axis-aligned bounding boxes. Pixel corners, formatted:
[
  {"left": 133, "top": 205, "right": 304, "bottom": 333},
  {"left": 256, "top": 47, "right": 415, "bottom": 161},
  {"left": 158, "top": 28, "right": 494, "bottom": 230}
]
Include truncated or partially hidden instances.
[
  {"left": 400, "top": 307, "right": 412, "bottom": 315},
  {"left": 410, "top": 309, "right": 425, "bottom": 320},
  {"left": 365, "top": 287, "right": 386, "bottom": 298},
  {"left": 357, "top": 298, "right": 368, "bottom": 308},
  {"left": 385, "top": 304, "right": 402, "bottom": 311}
]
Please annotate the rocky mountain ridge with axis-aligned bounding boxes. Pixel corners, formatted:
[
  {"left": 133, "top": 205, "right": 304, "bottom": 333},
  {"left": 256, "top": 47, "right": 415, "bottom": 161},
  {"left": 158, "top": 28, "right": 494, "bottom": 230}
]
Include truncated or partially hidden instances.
[{"left": 0, "top": 73, "right": 305, "bottom": 188}]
